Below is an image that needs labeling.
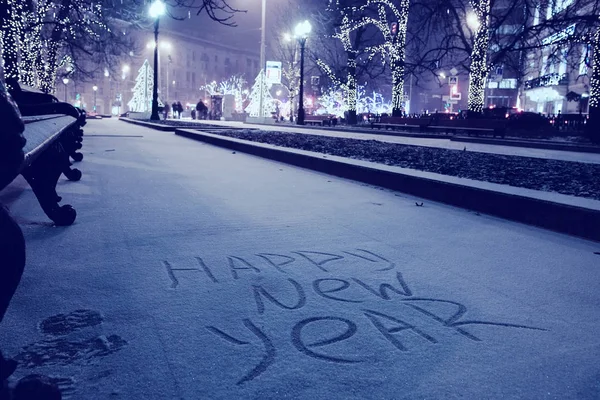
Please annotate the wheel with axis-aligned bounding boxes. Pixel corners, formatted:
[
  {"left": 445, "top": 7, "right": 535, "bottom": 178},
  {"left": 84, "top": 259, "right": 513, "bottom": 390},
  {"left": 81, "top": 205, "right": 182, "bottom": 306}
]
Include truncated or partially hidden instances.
[
  {"left": 64, "top": 168, "right": 82, "bottom": 181},
  {"left": 52, "top": 205, "right": 76, "bottom": 226},
  {"left": 71, "top": 153, "right": 83, "bottom": 162}
]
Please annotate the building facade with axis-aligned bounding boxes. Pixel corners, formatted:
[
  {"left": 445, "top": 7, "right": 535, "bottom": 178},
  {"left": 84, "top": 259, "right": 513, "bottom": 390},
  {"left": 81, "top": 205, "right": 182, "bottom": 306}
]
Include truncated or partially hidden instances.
[
  {"left": 55, "top": 28, "right": 260, "bottom": 115},
  {"left": 521, "top": 1, "right": 591, "bottom": 115}
]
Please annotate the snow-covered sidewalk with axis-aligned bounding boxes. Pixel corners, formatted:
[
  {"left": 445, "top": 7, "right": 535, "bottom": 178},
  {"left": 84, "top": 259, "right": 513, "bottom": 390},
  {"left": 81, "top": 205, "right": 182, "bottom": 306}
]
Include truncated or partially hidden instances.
[{"left": 1, "top": 118, "right": 599, "bottom": 399}]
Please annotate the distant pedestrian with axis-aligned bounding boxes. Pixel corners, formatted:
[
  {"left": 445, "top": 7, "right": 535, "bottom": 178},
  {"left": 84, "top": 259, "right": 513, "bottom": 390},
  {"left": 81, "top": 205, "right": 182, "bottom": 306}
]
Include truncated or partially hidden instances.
[
  {"left": 171, "top": 102, "right": 177, "bottom": 119},
  {"left": 176, "top": 101, "right": 183, "bottom": 119},
  {"left": 196, "top": 100, "right": 208, "bottom": 120},
  {"left": 163, "top": 102, "right": 171, "bottom": 119}
]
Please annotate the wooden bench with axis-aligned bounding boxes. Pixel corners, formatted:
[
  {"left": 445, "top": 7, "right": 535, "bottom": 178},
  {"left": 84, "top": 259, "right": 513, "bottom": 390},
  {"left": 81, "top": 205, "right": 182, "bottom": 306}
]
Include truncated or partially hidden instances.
[
  {"left": 428, "top": 119, "right": 506, "bottom": 138},
  {"left": 371, "top": 116, "right": 432, "bottom": 132},
  {"left": 2, "top": 80, "right": 87, "bottom": 226},
  {"left": 12, "top": 115, "right": 84, "bottom": 225},
  {"left": 305, "top": 115, "right": 335, "bottom": 126}
]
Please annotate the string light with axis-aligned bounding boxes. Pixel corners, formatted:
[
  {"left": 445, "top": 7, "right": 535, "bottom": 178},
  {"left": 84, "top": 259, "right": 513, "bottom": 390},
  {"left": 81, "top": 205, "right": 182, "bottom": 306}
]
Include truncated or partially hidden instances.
[
  {"left": 1, "top": 0, "right": 112, "bottom": 93},
  {"left": 466, "top": 0, "right": 490, "bottom": 113},
  {"left": 589, "top": 30, "right": 599, "bottom": 109},
  {"left": 319, "top": 0, "right": 410, "bottom": 118}
]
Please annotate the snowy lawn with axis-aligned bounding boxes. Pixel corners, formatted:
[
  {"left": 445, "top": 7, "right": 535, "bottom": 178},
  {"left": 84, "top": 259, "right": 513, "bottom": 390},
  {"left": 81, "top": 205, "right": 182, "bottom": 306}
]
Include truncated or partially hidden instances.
[{"left": 200, "top": 128, "right": 600, "bottom": 201}]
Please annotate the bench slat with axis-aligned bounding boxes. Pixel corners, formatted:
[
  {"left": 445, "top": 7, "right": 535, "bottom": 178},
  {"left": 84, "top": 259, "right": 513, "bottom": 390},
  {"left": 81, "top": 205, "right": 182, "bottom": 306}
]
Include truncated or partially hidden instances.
[{"left": 22, "top": 116, "right": 77, "bottom": 168}]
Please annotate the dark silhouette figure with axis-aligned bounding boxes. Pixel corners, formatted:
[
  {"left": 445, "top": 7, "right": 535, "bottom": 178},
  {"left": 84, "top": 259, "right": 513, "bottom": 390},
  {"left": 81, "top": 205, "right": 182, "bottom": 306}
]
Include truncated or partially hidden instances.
[
  {"left": 196, "top": 100, "right": 208, "bottom": 120},
  {"left": 12, "top": 375, "right": 62, "bottom": 400},
  {"left": 171, "top": 102, "right": 177, "bottom": 119},
  {"left": 163, "top": 102, "right": 170, "bottom": 119},
  {"left": 176, "top": 101, "right": 183, "bottom": 119}
]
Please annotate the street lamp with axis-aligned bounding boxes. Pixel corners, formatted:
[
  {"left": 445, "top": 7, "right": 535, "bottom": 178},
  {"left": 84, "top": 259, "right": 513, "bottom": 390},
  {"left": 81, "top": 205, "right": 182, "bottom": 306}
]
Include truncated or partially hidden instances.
[
  {"left": 122, "top": 64, "right": 130, "bottom": 80},
  {"left": 258, "top": 0, "right": 267, "bottom": 120},
  {"left": 467, "top": 11, "right": 480, "bottom": 30},
  {"left": 62, "top": 78, "right": 69, "bottom": 102},
  {"left": 93, "top": 85, "right": 98, "bottom": 112},
  {"left": 149, "top": 0, "right": 166, "bottom": 120},
  {"left": 294, "top": 20, "right": 311, "bottom": 125}
]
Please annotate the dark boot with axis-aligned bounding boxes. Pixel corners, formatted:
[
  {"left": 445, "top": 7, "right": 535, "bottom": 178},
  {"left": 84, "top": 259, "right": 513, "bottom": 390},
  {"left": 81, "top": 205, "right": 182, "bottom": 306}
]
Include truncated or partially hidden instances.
[
  {"left": 0, "top": 206, "right": 25, "bottom": 323},
  {"left": 13, "top": 375, "right": 61, "bottom": 400}
]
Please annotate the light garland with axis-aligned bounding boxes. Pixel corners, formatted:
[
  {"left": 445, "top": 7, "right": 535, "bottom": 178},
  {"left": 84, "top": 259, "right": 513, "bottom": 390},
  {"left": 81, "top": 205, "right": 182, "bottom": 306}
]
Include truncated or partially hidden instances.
[
  {"left": 245, "top": 70, "right": 274, "bottom": 117},
  {"left": 128, "top": 59, "right": 163, "bottom": 112},
  {"left": 200, "top": 75, "right": 249, "bottom": 112},
  {"left": 589, "top": 29, "right": 600, "bottom": 109},
  {"left": 466, "top": 0, "right": 490, "bottom": 113},
  {"left": 0, "top": 0, "right": 25, "bottom": 82},
  {"left": 1, "top": 0, "right": 113, "bottom": 94}
]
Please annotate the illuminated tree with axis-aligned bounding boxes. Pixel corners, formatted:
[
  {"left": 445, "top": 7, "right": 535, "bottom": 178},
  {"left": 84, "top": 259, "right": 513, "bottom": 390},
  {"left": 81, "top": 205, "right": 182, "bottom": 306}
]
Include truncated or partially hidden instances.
[
  {"left": 200, "top": 75, "right": 249, "bottom": 112},
  {"left": 128, "top": 59, "right": 164, "bottom": 112},
  {"left": 245, "top": 70, "right": 274, "bottom": 117}
]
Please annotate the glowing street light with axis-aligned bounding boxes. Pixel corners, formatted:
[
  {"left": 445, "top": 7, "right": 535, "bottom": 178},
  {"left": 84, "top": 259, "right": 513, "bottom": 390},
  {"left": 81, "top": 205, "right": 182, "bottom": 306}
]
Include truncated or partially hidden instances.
[
  {"left": 293, "top": 20, "right": 311, "bottom": 125},
  {"left": 62, "top": 78, "right": 69, "bottom": 102},
  {"left": 93, "top": 85, "right": 98, "bottom": 111},
  {"left": 149, "top": 0, "right": 166, "bottom": 120},
  {"left": 467, "top": 12, "right": 480, "bottom": 30}
]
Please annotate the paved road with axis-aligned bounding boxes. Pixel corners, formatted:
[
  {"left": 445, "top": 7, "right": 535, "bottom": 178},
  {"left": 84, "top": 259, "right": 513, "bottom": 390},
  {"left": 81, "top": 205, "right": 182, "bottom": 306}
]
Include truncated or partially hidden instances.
[
  {"left": 188, "top": 119, "right": 600, "bottom": 164},
  {"left": 1, "top": 118, "right": 599, "bottom": 399}
]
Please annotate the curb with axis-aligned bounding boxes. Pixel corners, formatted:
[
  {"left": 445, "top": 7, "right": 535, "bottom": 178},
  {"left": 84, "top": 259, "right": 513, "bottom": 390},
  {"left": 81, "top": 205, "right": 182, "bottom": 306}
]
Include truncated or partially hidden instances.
[
  {"left": 120, "top": 117, "right": 176, "bottom": 131},
  {"left": 175, "top": 128, "right": 600, "bottom": 243},
  {"left": 243, "top": 121, "right": 449, "bottom": 139},
  {"left": 451, "top": 136, "right": 600, "bottom": 154},
  {"left": 119, "top": 117, "right": 243, "bottom": 132}
]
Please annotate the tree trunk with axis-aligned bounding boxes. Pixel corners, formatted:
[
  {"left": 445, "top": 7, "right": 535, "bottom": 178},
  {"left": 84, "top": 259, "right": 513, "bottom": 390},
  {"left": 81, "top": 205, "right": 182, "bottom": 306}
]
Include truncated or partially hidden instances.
[
  {"left": 391, "top": 0, "right": 409, "bottom": 118},
  {"left": 467, "top": 4, "right": 490, "bottom": 115},
  {"left": 347, "top": 51, "right": 357, "bottom": 125},
  {"left": 0, "top": 0, "right": 23, "bottom": 82},
  {"left": 391, "top": 53, "right": 404, "bottom": 117},
  {"left": 587, "top": 30, "right": 600, "bottom": 143},
  {"left": 38, "top": 0, "right": 72, "bottom": 93}
]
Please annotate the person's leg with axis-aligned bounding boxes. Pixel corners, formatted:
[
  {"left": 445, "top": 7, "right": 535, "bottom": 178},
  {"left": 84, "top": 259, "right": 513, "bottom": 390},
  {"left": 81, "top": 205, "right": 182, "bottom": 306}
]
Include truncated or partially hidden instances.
[{"left": 0, "top": 206, "right": 25, "bottom": 323}]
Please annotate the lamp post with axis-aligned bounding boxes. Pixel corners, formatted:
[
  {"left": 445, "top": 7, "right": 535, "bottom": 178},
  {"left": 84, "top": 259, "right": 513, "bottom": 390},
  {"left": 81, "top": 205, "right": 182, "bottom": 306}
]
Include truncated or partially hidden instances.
[
  {"left": 62, "top": 78, "right": 69, "bottom": 102},
  {"left": 149, "top": 0, "right": 166, "bottom": 120},
  {"left": 294, "top": 20, "right": 311, "bottom": 125},
  {"left": 93, "top": 85, "right": 98, "bottom": 112},
  {"left": 258, "top": 0, "right": 266, "bottom": 120}
]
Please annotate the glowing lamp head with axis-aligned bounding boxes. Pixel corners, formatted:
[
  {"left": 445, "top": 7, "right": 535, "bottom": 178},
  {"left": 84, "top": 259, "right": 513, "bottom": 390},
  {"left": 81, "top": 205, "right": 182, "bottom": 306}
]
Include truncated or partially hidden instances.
[
  {"left": 93, "top": 85, "right": 98, "bottom": 91},
  {"left": 467, "top": 12, "right": 480, "bottom": 30},
  {"left": 149, "top": 0, "right": 166, "bottom": 19},
  {"left": 122, "top": 65, "right": 130, "bottom": 73},
  {"left": 63, "top": 78, "right": 69, "bottom": 85},
  {"left": 294, "top": 20, "right": 312, "bottom": 39}
]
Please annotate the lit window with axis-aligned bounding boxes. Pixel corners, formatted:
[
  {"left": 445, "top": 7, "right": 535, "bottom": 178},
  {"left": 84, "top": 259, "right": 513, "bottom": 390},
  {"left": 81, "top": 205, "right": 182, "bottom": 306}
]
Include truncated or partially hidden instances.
[{"left": 499, "top": 79, "right": 517, "bottom": 89}]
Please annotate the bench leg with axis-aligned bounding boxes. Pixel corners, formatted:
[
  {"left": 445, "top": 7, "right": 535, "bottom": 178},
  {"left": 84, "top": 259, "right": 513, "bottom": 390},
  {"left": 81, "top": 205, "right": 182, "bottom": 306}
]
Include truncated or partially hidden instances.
[
  {"left": 59, "top": 131, "right": 83, "bottom": 181},
  {"left": 21, "top": 144, "right": 77, "bottom": 226},
  {"left": 62, "top": 128, "right": 84, "bottom": 163}
]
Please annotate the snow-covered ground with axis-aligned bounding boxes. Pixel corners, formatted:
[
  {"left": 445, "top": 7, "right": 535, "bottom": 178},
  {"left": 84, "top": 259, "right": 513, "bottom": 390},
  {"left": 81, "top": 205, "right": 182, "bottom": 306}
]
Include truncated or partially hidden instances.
[{"left": 1, "top": 118, "right": 599, "bottom": 399}]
